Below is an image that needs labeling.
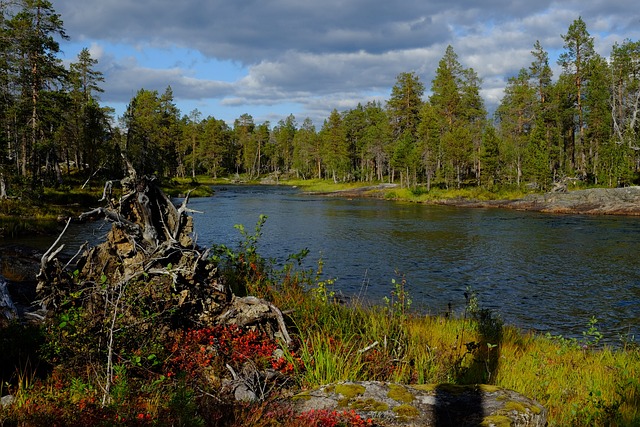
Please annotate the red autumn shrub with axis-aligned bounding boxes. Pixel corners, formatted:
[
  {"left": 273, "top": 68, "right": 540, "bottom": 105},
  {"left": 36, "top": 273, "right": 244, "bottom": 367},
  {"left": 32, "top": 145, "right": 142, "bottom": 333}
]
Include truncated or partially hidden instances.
[{"left": 167, "top": 324, "right": 302, "bottom": 383}]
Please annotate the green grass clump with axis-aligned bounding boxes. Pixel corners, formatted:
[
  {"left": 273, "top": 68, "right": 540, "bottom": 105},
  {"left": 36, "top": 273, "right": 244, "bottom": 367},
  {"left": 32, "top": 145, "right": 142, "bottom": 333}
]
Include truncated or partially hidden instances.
[{"left": 384, "top": 186, "right": 527, "bottom": 203}]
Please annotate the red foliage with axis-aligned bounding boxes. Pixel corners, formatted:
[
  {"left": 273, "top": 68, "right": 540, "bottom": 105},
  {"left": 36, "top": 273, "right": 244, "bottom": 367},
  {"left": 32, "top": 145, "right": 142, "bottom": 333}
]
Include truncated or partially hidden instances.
[
  {"left": 297, "top": 409, "right": 374, "bottom": 427},
  {"left": 167, "top": 324, "right": 301, "bottom": 381}
]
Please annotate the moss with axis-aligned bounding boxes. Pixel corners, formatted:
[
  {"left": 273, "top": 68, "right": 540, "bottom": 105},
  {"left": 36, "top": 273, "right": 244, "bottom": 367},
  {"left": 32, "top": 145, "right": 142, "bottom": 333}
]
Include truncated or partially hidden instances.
[
  {"left": 291, "top": 391, "right": 312, "bottom": 401},
  {"left": 335, "top": 383, "right": 366, "bottom": 399},
  {"left": 504, "top": 400, "right": 542, "bottom": 415},
  {"left": 392, "top": 404, "right": 420, "bottom": 418},
  {"left": 480, "top": 415, "right": 512, "bottom": 427},
  {"left": 432, "top": 383, "right": 469, "bottom": 394},
  {"left": 503, "top": 401, "right": 527, "bottom": 413},
  {"left": 387, "top": 384, "right": 415, "bottom": 403},
  {"left": 349, "top": 398, "right": 389, "bottom": 412},
  {"left": 335, "top": 383, "right": 366, "bottom": 407},
  {"left": 479, "top": 384, "right": 501, "bottom": 393},
  {"left": 410, "top": 384, "right": 437, "bottom": 393}
]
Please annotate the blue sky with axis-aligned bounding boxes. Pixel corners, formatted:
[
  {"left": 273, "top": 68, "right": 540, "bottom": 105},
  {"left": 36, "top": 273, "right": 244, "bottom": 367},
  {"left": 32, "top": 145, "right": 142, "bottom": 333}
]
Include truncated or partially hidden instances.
[{"left": 52, "top": 0, "right": 640, "bottom": 128}]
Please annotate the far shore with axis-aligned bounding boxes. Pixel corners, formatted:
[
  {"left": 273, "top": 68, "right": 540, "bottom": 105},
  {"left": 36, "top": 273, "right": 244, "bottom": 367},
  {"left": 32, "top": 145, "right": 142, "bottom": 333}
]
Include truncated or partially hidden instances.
[{"left": 300, "top": 182, "right": 640, "bottom": 216}]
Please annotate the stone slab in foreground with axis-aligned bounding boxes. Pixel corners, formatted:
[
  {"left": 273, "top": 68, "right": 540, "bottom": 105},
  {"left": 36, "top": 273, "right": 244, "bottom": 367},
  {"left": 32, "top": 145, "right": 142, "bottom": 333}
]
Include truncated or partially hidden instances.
[{"left": 293, "top": 381, "right": 546, "bottom": 427}]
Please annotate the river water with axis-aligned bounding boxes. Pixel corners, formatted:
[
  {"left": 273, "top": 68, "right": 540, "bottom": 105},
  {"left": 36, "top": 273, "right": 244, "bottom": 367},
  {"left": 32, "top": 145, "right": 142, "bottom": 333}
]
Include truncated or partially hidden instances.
[{"left": 4, "top": 184, "right": 640, "bottom": 342}]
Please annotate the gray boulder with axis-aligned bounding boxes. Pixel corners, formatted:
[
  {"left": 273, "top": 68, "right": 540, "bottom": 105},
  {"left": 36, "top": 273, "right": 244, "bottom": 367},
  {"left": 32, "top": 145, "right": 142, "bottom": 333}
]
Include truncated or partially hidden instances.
[{"left": 293, "top": 381, "right": 546, "bottom": 427}]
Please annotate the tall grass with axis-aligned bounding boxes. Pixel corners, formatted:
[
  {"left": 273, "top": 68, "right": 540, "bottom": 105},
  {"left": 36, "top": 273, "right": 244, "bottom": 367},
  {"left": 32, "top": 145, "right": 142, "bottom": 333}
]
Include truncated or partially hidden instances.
[{"left": 283, "top": 293, "right": 640, "bottom": 425}]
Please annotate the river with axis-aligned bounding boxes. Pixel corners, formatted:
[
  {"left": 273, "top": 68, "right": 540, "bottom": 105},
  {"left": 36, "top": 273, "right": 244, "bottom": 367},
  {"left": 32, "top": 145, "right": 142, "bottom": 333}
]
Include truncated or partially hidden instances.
[{"left": 4, "top": 184, "right": 640, "bottom": 343}]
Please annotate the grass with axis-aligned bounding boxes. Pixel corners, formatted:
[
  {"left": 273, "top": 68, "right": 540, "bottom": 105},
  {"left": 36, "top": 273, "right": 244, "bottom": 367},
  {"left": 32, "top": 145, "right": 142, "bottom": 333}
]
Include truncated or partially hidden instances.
[
  {"left": 382, "top": 185, "right": 529, "bottom": 203},
  {"left": 275, "top": 177, "right": 530, "bottom": 204},
  {"left": 255, "top": 259, "right": 639, "bottom": 426}
]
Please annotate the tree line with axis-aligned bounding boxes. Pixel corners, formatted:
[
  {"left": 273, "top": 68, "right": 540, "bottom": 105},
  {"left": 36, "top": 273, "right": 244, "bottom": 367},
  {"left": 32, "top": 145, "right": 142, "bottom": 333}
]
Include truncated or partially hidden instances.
[{"left": 1, "top": 4, "right": 639, "bottom": 197}]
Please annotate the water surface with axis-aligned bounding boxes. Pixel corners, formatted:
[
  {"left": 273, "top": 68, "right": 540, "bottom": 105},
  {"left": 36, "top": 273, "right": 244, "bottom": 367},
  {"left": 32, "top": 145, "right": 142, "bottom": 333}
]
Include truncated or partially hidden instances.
[
  {"left": 4, "top": 184, "right": 639, "bottom": 342},
  {"left": 191, "top": 185, "right": 640, "bottom": 342}
]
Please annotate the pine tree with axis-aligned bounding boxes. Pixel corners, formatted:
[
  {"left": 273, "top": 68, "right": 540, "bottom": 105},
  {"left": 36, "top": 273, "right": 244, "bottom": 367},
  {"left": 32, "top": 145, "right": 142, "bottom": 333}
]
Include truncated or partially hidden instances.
[
  {"left": 67, "top": 47, "right": 111, "bottom": 175},
  {"left": 320, "top": 109, "right": 349, "bottom": 182},
  {"left": 386, "top": 71, "right": 424, "bottom": 139},
  {"left": 558, "top": 17, "right": 596, "bottom": 174},
  {"left": 584, "top": 54, "right": 612, "bottom": 182},
  {"left": 291, "top": 117, "right": 317, "bottom": 179},
  {"left": 7, "top": 0, "right": 68, "bottom": 180},
  {"left": 496, "top": 69, "right": 536, "bottom": 185},
  {"left": 429, "top": 45, "right": 486, "bottom": 188}
]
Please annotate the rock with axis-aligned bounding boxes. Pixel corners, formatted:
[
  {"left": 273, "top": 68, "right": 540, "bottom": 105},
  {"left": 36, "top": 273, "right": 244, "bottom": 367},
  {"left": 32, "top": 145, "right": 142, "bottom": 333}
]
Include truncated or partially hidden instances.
[
  {"left": 438, "top": 186, "right": 640, "bottom": 216},
  {"left": 0, "top": 276, "right": 18, "bottom": 325},
  {"left": 1, "top": 394, "right": 14, "bottom": 408},
  {"left": 292, "top": 381, "right": 546, "bottom": 427}
]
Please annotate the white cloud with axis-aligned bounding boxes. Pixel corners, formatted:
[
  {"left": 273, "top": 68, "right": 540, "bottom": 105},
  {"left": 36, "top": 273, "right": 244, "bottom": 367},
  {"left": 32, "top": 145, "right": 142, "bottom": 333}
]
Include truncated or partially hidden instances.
[{"left": 51, "top": 0, "right": 640, "bottom": 125}]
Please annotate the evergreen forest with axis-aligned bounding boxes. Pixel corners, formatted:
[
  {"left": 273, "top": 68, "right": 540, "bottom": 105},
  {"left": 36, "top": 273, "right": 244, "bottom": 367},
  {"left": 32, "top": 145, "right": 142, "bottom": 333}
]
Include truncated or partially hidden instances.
[{"left": 1, "top": 2, "right": 640, "bottom": 199}]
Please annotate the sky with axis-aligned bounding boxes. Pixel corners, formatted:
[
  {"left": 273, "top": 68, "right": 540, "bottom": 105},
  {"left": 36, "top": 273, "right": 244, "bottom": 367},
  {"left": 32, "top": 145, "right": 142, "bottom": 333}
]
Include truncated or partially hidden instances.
[{"left": 52, "top": 0, "right": 640, "bottom": 128}]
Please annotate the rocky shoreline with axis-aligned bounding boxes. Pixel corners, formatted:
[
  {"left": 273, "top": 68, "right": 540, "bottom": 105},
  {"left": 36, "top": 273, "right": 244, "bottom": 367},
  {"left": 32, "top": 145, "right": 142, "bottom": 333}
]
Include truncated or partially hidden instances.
[
  {"left": 436, "top": 186, "right": 640, "bottom": 216},
  {"left": 315, "top": 184, "right": 640, "bottom": 216}
]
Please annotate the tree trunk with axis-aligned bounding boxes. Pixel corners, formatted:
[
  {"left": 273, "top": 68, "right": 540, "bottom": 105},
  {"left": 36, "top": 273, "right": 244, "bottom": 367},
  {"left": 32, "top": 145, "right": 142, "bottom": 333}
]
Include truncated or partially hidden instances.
[{"left": 0, "top": 173, "right": 6, "bottom": 199}]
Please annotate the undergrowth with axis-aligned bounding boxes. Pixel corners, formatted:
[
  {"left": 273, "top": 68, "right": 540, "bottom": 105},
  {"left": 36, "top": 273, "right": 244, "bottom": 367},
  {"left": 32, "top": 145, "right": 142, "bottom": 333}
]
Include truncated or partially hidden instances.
[{"left": 1, "top": 215, "right": 638, "bottom": 426}]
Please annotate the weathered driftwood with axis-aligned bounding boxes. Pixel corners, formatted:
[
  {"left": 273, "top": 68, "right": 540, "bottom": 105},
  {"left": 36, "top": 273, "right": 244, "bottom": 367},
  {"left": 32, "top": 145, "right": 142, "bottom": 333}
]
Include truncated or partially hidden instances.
[{"left": 35, "top": 168, "right": 292, "bottom": 346}]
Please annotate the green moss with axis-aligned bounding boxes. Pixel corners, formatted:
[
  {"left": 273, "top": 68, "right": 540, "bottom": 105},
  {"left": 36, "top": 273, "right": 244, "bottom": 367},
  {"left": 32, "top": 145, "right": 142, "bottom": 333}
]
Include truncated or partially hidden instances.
[
  {"left": 410, "top": 384, "right": 437, "bottom": 393},
  {"left": 335, "top": 383, "right": 367, "bottom": 407},
  {"left": 432, "top": 383, "right": 469, "bottom": 394},
  {"left": 335, "top": 383, "right": 366, "bottom": 399},
  {"left": 291, "top": 391, "right": 312, "bottom": 401},
  {"left": 504, "top": 400, "right": 542, "bottom": 415},
  {"left": 479, "top": 384, "right": 501, "bottom": 393},
  {"left": 387, "top": 384, "right": 415, "bottom": 403},
  {"left": 349, "top": 398, "right": 389, "bottom": 412},
  {"left": 392, "top": 404, "right": 420, "bottom": 418},
  {"left": 481, "top": 415, "right": 512, "bottom": 427},
  {"left": 504, "top": 401, "right": 527, "bottom": 413}
]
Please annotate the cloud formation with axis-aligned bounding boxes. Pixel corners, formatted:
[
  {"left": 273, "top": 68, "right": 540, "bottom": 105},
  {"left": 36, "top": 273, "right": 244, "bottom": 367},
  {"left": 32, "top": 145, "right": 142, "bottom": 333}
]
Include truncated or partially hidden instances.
[{"left": 53, "top": 0, "right": 640, "bottom": 125}]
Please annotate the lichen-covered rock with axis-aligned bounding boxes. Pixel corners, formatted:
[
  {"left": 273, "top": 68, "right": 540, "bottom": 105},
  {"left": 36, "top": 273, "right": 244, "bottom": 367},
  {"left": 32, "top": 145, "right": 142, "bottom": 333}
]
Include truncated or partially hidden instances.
[
  {"left": 438, "top": 186, "right": 640, "bottom": 216},
  {"left": 293, "top": 381, "right": 546, "bottom": 427}
]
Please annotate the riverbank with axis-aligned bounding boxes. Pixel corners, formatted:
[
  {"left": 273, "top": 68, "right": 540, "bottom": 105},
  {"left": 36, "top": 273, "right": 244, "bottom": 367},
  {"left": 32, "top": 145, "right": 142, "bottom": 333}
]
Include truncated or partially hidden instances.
[
  {"left": 0, "top": 178, "right": 214, "bottom": 238},
  {"left": 302, "top": 181, "right": 640, "bottom": 216}
]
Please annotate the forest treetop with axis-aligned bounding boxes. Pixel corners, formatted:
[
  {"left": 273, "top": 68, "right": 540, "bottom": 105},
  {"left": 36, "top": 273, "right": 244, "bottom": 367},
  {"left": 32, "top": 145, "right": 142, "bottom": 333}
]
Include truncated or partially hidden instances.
[{"left": 1, "top": 2, "right": 639, "bottom": 196}]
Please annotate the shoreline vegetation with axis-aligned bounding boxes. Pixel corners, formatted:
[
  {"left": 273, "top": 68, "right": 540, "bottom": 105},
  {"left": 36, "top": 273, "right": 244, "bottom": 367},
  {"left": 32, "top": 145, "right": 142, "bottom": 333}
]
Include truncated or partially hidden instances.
[
  {"left": 3, "top": 171, "right": 640, "bottom": 238},
  {"left": 1, "top": 177, "right": 639, "bottom": 425}
]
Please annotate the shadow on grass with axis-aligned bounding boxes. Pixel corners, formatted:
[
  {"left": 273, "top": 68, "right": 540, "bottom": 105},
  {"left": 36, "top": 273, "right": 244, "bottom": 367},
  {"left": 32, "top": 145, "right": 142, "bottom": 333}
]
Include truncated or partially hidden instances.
[{"left": 434, "top": 306, "right": 503, "bottom": 426}]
